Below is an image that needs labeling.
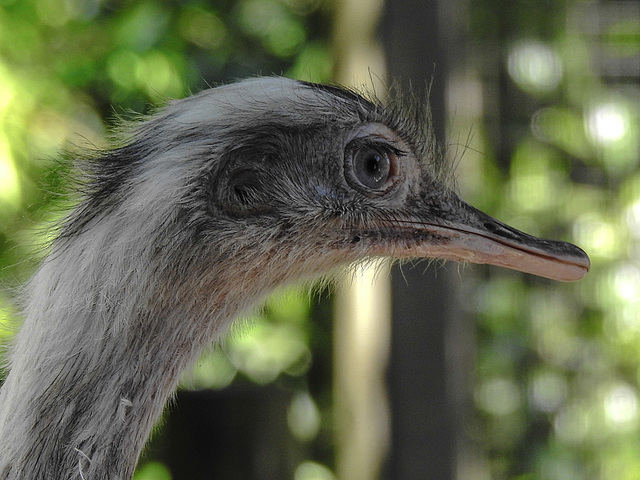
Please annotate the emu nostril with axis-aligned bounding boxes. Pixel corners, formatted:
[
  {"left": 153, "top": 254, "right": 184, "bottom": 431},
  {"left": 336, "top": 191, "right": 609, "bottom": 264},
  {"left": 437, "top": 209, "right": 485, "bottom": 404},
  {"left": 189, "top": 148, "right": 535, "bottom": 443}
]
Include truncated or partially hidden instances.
[{"left": 483, "top": 222, "right": 519, "bottom": 241}]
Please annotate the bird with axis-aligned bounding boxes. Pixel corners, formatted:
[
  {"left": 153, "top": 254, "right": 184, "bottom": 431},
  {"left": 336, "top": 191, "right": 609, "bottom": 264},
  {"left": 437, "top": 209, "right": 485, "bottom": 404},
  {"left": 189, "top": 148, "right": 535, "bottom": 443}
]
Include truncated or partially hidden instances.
[{"left": 0, "top": 76, "right": 589, "bottom": 480}]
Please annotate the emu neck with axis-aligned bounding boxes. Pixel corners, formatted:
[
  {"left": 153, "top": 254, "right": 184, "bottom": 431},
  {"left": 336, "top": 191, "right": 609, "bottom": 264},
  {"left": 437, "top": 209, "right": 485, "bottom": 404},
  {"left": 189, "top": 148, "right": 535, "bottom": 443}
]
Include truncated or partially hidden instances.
[{"left": 0, "top": 234, "right": 253, "bottom": 480}]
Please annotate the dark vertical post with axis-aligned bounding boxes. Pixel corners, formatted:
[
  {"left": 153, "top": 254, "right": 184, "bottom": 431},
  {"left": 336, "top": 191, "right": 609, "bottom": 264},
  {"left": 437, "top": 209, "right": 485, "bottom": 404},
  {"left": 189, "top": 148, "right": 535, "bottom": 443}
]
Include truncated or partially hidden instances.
[{"left": 382, "top": 1, "right": 470, "bottom": 479}]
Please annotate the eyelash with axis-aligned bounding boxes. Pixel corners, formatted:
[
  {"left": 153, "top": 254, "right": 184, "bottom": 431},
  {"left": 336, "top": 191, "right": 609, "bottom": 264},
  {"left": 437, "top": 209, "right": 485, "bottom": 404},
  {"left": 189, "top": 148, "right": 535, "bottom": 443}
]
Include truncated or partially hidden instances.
[{"left": 347, "top": 136, "right": 407, "bottom": 158}]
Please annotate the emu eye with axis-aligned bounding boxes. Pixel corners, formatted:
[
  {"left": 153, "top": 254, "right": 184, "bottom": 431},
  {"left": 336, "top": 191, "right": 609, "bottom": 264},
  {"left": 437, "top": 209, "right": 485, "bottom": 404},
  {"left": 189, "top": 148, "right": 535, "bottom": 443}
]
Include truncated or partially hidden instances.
[
  {"left": 353, "top": 148, "right": 390, "bottom": 189},
  {"left": 347, "top": 144, "right": 399, "bottom": 193}
]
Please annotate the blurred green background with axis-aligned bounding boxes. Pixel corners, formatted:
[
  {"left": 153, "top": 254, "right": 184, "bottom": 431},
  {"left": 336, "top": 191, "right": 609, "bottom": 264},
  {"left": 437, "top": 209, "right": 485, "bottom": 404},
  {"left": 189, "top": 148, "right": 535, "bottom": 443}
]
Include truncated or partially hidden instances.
[{"left": 0, "top": 0, "right": 637, "bottom": 479}]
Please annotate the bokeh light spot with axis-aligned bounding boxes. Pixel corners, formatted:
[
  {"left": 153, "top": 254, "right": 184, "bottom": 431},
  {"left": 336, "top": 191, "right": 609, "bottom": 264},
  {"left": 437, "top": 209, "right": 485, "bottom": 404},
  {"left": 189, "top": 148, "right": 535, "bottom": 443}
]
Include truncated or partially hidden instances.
[
  {"left": 508, "top": 41, "right": 563, "bottom": 94},
  {"left": 287, "top": 392, "right": 321, "bottom": 442},
  {"left": 294, "top": 461, "right": 336, "bottom": 480},
  {"left": 586, "top": 103, "right": 629, "bottom": 144},
  {"left": 604, "top": 384, "right": 639, "bottom": 428},
  {"left": 133, "top": 461, "right": 172, "bottom": 480},
  {"left": 476, "top": 377, "right": 521, "bottom": 416}
]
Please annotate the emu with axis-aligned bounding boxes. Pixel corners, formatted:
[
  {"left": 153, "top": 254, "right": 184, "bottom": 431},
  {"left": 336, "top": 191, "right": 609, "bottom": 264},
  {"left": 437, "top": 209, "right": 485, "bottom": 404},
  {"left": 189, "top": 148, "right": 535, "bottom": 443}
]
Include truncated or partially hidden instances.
[{"left": 0, "top": 77, "right": 589, "bottom": 479}]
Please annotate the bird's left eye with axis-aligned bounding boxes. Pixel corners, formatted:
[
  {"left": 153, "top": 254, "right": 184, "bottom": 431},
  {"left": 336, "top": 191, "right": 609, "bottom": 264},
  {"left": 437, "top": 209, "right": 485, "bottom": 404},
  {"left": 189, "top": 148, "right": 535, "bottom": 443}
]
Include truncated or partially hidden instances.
[{"left": 348, "top": 145, "right": 398, "bottom": 192}]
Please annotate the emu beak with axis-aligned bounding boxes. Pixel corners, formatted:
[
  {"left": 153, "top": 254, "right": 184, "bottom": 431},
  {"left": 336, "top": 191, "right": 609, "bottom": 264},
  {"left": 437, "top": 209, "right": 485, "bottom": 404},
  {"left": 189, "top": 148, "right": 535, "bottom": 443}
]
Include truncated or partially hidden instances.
[{"left": 387, "top": 195, "right": 590, "bottom": 282}]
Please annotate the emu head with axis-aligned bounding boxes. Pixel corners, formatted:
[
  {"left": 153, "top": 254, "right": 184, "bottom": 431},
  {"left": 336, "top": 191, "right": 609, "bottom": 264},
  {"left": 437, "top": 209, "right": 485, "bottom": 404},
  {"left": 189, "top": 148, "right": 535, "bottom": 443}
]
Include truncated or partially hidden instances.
[
  {"left": 0, "top": 77, "right": 590, "bottom": 480},
  {"left": 68, "top": 77, "right": 589, "bottom": 302}
]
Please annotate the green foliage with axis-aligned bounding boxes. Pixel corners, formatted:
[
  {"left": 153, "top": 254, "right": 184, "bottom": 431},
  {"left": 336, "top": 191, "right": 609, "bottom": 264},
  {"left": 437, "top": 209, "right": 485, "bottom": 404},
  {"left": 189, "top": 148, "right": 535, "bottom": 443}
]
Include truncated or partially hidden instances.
[
  {"left": 133, "top": 461, "right": 172, "bottom": 480},
  {"left": 467, "top": 3, "right": 640, "bottom": 479}
]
